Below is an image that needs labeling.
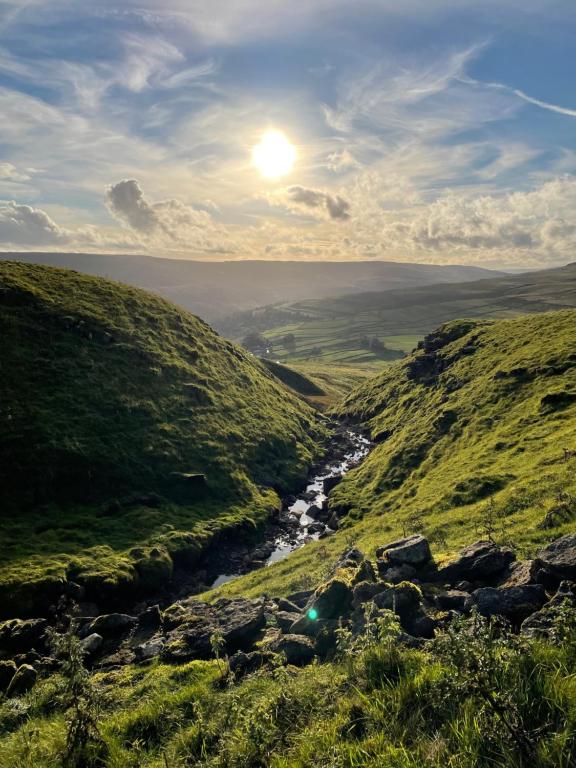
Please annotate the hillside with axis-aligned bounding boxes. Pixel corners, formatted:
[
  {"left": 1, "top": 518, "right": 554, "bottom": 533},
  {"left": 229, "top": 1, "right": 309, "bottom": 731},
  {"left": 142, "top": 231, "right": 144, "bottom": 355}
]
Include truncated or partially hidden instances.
[
  {"left": 0, "top": 262, "right": 324, "bottom": 616},
  {"left": 218, "top": 261, "right": 576, "bottom": 365},
  {"left": 0, "top": 252, "right": 500, "bottom": 322}
]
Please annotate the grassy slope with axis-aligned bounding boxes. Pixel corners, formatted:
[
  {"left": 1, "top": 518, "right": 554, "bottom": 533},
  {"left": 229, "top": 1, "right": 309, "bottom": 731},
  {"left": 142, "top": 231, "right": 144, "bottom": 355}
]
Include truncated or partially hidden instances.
[
  {"left": 217, "top": 261, "right": 576, "bottom": 366},
  {"left": 212, "top": 311, "right": 576, "bottom": 602},
  {"left": 0, "top": 262, "right": 324, "bottom": 614}
]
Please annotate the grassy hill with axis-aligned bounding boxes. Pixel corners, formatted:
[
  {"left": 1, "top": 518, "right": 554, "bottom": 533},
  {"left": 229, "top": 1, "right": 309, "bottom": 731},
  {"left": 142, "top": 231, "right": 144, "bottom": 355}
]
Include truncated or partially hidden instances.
[
  {"left": 0, "top": 252, "right": 500, "bottom": 323},
  {"left": 218, "top": 261, "right": 576, "bottom": 365},
  {"left": 0, "top": 262, "right": 324, "bottom": 616},
  {"left": 213, "top": 311, "right": 576, "bottom": 601}
]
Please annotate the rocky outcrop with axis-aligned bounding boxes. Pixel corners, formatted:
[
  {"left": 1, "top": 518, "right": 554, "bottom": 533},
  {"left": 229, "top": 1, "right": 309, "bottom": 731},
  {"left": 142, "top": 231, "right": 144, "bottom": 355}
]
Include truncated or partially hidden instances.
[
  {"left": 465, "top": 585, "right": 546, "bottom": 621},
  {"left": 521, "top": 582, "right": 576, "bottom": 638},
  {"left": 537, "top": 535, "right": 576, "bottom": 581},
  {"left": 0, "top": 618, "right": 47, "bottom": 656},
  {"left": 435, "top": 540, "right": 515, "bottom": 583}
]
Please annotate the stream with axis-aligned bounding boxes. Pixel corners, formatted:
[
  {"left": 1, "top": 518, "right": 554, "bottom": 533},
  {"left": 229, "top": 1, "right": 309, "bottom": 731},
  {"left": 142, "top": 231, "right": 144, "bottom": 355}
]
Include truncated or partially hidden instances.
[{"left": 208, "top": 427, "right": 371, "bottom": 589}]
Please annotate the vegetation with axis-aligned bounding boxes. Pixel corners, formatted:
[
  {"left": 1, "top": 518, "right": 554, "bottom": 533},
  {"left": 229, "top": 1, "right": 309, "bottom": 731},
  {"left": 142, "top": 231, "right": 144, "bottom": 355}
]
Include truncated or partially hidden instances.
[
  {"left": 3, "top": 606, "right": 576, "bottom": 766},
  {"left": 217, "top": 261, "right": 576, "bottom": 366},
  {"left": 0, "top": 262, "right": 325, "bottom": 615}
]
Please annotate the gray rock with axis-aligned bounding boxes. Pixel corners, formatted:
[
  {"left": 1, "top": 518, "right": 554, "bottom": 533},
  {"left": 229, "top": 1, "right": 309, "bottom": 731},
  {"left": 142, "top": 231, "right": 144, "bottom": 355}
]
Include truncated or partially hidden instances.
[
  {"left": 498, "top": 560, "right": 543, "bottom": 588},
  {"left": 276, "top": 597, "right": 301, "bottom": 613},
  {"left": 436, "top": 541, "right": 515, "bottom": 583},
  {"left": 521, "top": 581, "right": 576, "bottom": 638},
  {"left": 138, "top": 605, "right": 162, "bottom": 629},
  {"left": 373, "top": 583, "right": 423, "bottom": 617},
  {"left": 307, "top": 522, "right": 325, "bottom": 535},
  {"left": 134, "top": 637, "right": 165, "bottom": 662},
  {"left": 436, "top": 590, "right": 469, "bottom": 611},
  {"left": 86, "top": 614, "right": 138, "bottom": 638},
  {"left": 275, "top": 611, "right": 301, "bottom": 633},
  {"left": 268, "top": 634, "right": 315, "bottom": 665},
  {"left": 538, "top": 535, "right": 576, "bottom": 580},
  {"left": 285, "top": 590, "right": 314, "bottom": 608},
  {"left": 352, "top": 580, "right": 389, "bottom": 606},
  {"left": 6, "top": 664, "right": 36, "bottom": 696},
  {"left": 466, "top": 585, "right": 546, "bottom": 621},
  {"left": 0, "top": 618, "right": 48, "bottom": 654},
  {"left": 229, "top": 650, "right": 269, "bottom": 677},
  {"left": 80, "top": 633, "right": 103, "bottom": 656},
  {"left": 0, "top": 660, "right": 17, "bottom": 691},
  {"left": 304, "top": 577, "right": 354, "bottom": 620},
  {"left": 323, "top": 475, "right": 343, "bottom": 494},
  {"left": 377, "top": 562, "right": 418, "bottom": 584},
  {"left": 376, "top": 535, "right": 432, "bottom": 567}
]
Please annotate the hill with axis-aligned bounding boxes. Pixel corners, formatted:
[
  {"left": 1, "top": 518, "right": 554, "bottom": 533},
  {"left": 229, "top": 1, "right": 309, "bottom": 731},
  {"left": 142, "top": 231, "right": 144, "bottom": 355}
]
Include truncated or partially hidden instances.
[
  {"left": 218, "top": 261, "right": 576, "bottom": 365},
  {"left": 0, "top": 261, "right": 324, "bottom": 616},
  {"left": 0, "top": 251, "right": 500, "bottom": 322}
]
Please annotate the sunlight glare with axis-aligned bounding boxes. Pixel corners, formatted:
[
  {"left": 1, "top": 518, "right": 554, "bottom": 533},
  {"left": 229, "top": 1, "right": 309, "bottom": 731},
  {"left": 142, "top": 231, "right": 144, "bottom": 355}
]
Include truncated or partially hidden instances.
[{"left": 252, "top": 130, "right": 297, "bottom": 179}]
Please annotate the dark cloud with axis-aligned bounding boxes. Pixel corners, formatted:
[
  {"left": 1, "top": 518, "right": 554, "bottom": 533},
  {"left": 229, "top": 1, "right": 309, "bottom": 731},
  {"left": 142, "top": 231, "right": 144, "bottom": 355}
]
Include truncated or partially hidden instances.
[{"left": 283, "top": 185, "right": 351, "bottom": 221}]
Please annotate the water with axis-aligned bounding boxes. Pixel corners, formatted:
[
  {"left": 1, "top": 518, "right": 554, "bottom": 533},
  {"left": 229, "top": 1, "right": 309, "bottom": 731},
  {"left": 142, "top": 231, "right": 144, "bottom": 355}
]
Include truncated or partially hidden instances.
[{"left": 208, "top": 428, "right": 371, "bottom": 589}]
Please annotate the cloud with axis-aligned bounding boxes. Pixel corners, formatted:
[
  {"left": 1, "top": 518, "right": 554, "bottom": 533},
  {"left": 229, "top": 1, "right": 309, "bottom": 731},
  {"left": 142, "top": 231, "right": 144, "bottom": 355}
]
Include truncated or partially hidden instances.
[
  {"left": 461, "top": 76, "right": 576, "bottom": 119},
  {"left": 272, "top": 185, "right": 351, "bottom": 221},
  {"left": 0, "top": 162, "right": 30, "bottom": 182},
  {"left": 107, "top": 179, "right": 237, "bottom": 252},
  {"left": 0, "top": 200, "right": 71, "bottom": 245}
]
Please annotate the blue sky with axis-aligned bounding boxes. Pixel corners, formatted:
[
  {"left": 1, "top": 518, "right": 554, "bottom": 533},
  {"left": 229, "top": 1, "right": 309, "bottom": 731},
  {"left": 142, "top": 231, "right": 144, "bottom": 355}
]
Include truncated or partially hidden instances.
[{"left": 0, "top": 0, "right": 575, "bottom": 267}]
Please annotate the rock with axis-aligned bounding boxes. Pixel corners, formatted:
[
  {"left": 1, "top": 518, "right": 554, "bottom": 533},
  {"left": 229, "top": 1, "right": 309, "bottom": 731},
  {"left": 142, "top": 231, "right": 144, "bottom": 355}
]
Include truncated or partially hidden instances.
[
  {"left": 229, "top": 650, "right": 269, "bottom": 678},
  {"left": 134, "top": 637, "right": 165, "bottom": 662},
  {"left": 0, "top": 618, "right": 48, "bottom": 654},
  {"left": 268, "top": 634, "right": 315, "bottom": 666},
  {"left": 521, "top": 581, "right": 576, "bottom": 638},
  {"left": 275, "top": 611, "right": 301, "bottom": 633},
  {"left": 138, "top": 604, "right": 162, "bottom": 629},
  {"left": 456, "top": 581, "right": 473, "bottom": 592},
  {"left": 80, "top": 633, "right": 103, "bottom": 656},
  {"left": 403, "top": 608, "right": 436, "bottom": 639},
  {"left": 276, "top": 597, "right": 301, "bottom": 613},
  {"left": 352, "top": 581, "right": 389, "bottom": 606},
  {"left": 304, "top": 576, "right": 354, "bottom": 620},
  {"left": 64, "top": 582, "right": 86, "bottom": 601},
  {"left": 6, "top": 664, "right": 37, "bottom": 696},
  {"left": 377, "top": 563, "right": 417, "bottom": 584},
  {"left": 466, "top": 585, "right": 546, "bottom": 621},
  {"left": 353, "top": 559, "right": 376, "bottom": 584},
  {"left": 306, "top": 505, "right": 324, "bottom": 520},
  {"left": 86, "top": 614, "right": 138, "bottom": 638},
  {"left": 0, "top": 660, "right": 17, "bottom": 691},
  {"left": 436, "top": 541, "right": 515, "bottom": 583},
  {"left": 307, "top": 522, "right": 325, "bottom": 535},
  {"left": 376, "top": 535, "right": 432, "bottom": 567},
  {"left": 538, "top": 535, "right": 576, "bottom": 581},
  {"left": 436, "top": 590, "right": 469, "bottom": 611},
  {"left": 372, "top": 583, "right": 423, "bottom": 617},
  {"left": 162, "top": 597, "right": 266, "bottom": 662},
  {"left": 285, "top": 590, "right": 314, "bottom": 608},
  {"left": 327, "top": 514, "right": 340, "bottom": 530},
  {"left": 323, "top": 475, "right": 343, "bottom": 494},
  {"left": 498, "top": 560, "right": 543, "bottom": 588}
]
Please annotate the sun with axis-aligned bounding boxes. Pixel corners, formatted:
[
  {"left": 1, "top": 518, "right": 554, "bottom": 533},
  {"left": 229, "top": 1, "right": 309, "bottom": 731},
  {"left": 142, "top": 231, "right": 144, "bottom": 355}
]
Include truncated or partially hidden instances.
[{"left": 252, "top": 130, "right": 297, "bottom": 179}]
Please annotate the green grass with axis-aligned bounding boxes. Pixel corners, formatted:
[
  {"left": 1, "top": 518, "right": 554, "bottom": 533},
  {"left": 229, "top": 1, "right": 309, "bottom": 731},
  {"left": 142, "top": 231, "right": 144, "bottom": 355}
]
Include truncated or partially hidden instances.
[
  {"left": 217, "top": 261, "right": 576, "bottom": 367},
  {"left": 0, "top": 262, "right": 325, "bottom": 615},
  {"left": 3, "top": 613, "right": 576, "bottom": 767}
]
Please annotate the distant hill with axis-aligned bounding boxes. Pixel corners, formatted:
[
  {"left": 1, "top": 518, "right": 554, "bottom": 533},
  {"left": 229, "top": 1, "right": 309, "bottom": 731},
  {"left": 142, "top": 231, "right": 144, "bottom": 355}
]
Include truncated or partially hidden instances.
[
  {"left": 0, "top": 251, "right": 501, "bottom": 322},
  {"left": 218, "top": 262, "right": 576, "bottom": 364},
  {"left": 0, "top": 261, "right": 323, "bottom": 616}
]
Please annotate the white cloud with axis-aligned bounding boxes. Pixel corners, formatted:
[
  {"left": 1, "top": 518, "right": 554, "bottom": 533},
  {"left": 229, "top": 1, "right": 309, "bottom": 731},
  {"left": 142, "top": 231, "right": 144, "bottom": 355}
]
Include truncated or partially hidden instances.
[
  {"left": 270, "top": 185, "right": 351, "bottom": 221},
  {"left": 0, "top": 162, "right": 30, "bottom": 182},
  {"left": 0, "top": 200, "right": 71, "bottom": 245}
]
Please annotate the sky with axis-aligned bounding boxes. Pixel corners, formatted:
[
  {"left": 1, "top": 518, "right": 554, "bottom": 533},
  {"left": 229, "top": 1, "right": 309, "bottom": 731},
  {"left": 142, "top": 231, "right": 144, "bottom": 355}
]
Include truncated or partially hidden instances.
[{"left": 0, "top": 0, "right": 575, "bottom": 268}]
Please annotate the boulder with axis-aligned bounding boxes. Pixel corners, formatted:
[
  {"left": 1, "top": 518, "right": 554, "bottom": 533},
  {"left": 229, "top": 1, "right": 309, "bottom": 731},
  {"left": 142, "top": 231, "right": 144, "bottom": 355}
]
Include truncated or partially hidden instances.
[
  {"left": 436, "top": 541, "right": 515, "bottom": 583},
  {"left": 138, "top": 604, "right": 162, "bottom": 629},
  {"left": 435, "top": 590, "right": 469, "bottom": 612},
  {"left": 0, "top": 659, "right": 17, "bottom": 691},
  {"left": 0, "top": 618, "right": 48, "bottom": 655},
  {"left": 86, "top": 613, "right": 138, "bottom": 638},
  {"left": 377, "top": 563, "right": 417, "bottom": 584},
  {"left": 402, "top": 608, "right": 436, "bottom": 639},
  {"left": 521, "top": 581, "right": 576, "bottom": 638},
  {"left": 79, "top": 633, "right": 103, "bottom": 656},
  {"left": 466, "top": 585, "right": 546, "bottom": 621},
  {"left": 285, "top": 590, "right": 314, "bottom": 609},
  {"left": 352, "top": 581, "right": 389, "bottom": 606},
  {"left": 376, "top": 535, "right": 432, "bottom": 567},
  {"left": 229, "top": 650, "right": 270, "bottom": 678},
  {"left": 538, "top": 535, "right": 576, "bottom": 581},
  {"left": 134, "top": 637, "right": 165, "bottom": 662},
  {"left": 268, "top": 634, "right": 316, "bottom": 666},
  {"left": 6, "top": 664, "right": 36, "bottom": 696},
  {"left": 497, "top": 560, "right": 542, "bottom": 589},
  {"left": 372, "top": 583, "right": 423, "bottom": 617},
  {"left": 304, "top": 576, "right": 354, "bottom": 620},
  {"left": 277, "top": 597, "right": 301, "bottom": 613},
  {"left": 323, "top": 475, "right": 343, "bottom": 494},
  {"left": 275, "top": 611, "right": 301, "bottom": 633},
  {"left": 307, "top": 522, "right": 325, "bottom": 535}
]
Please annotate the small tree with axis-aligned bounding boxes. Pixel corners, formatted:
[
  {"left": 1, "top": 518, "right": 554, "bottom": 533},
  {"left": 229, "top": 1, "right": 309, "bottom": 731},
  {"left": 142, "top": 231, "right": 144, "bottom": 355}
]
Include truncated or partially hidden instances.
[{"left": 47, "top": 627, "right": 105, "bottom": 767}]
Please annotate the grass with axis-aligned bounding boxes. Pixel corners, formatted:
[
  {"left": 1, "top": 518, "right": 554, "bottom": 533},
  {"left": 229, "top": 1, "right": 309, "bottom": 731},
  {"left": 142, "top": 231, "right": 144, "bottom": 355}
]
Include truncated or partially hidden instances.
[
  {"left": 3, "top": 610, "right": 576, "bottom": 766},
  {"left": 216, "top": 261, "right": 576, "bottom": 367},
  {"left": 0, "top": 262, "right": 325, "bottom": 615}
]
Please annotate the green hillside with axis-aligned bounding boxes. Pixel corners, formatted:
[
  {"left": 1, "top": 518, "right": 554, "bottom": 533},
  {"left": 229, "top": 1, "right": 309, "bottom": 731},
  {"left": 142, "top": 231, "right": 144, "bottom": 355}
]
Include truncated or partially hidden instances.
[
  {"left": 0, "top": 262, "right": 324, "bottom": 616},
  {"left": 217, "top": 262, "right": 576, "bottom": 366}
]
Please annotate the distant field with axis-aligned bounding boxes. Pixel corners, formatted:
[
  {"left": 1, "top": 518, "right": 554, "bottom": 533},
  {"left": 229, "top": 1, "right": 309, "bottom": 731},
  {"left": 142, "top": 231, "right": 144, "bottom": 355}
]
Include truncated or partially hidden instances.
[{"left": 217, "top": 261, "right": 576, "bottom": 366}]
